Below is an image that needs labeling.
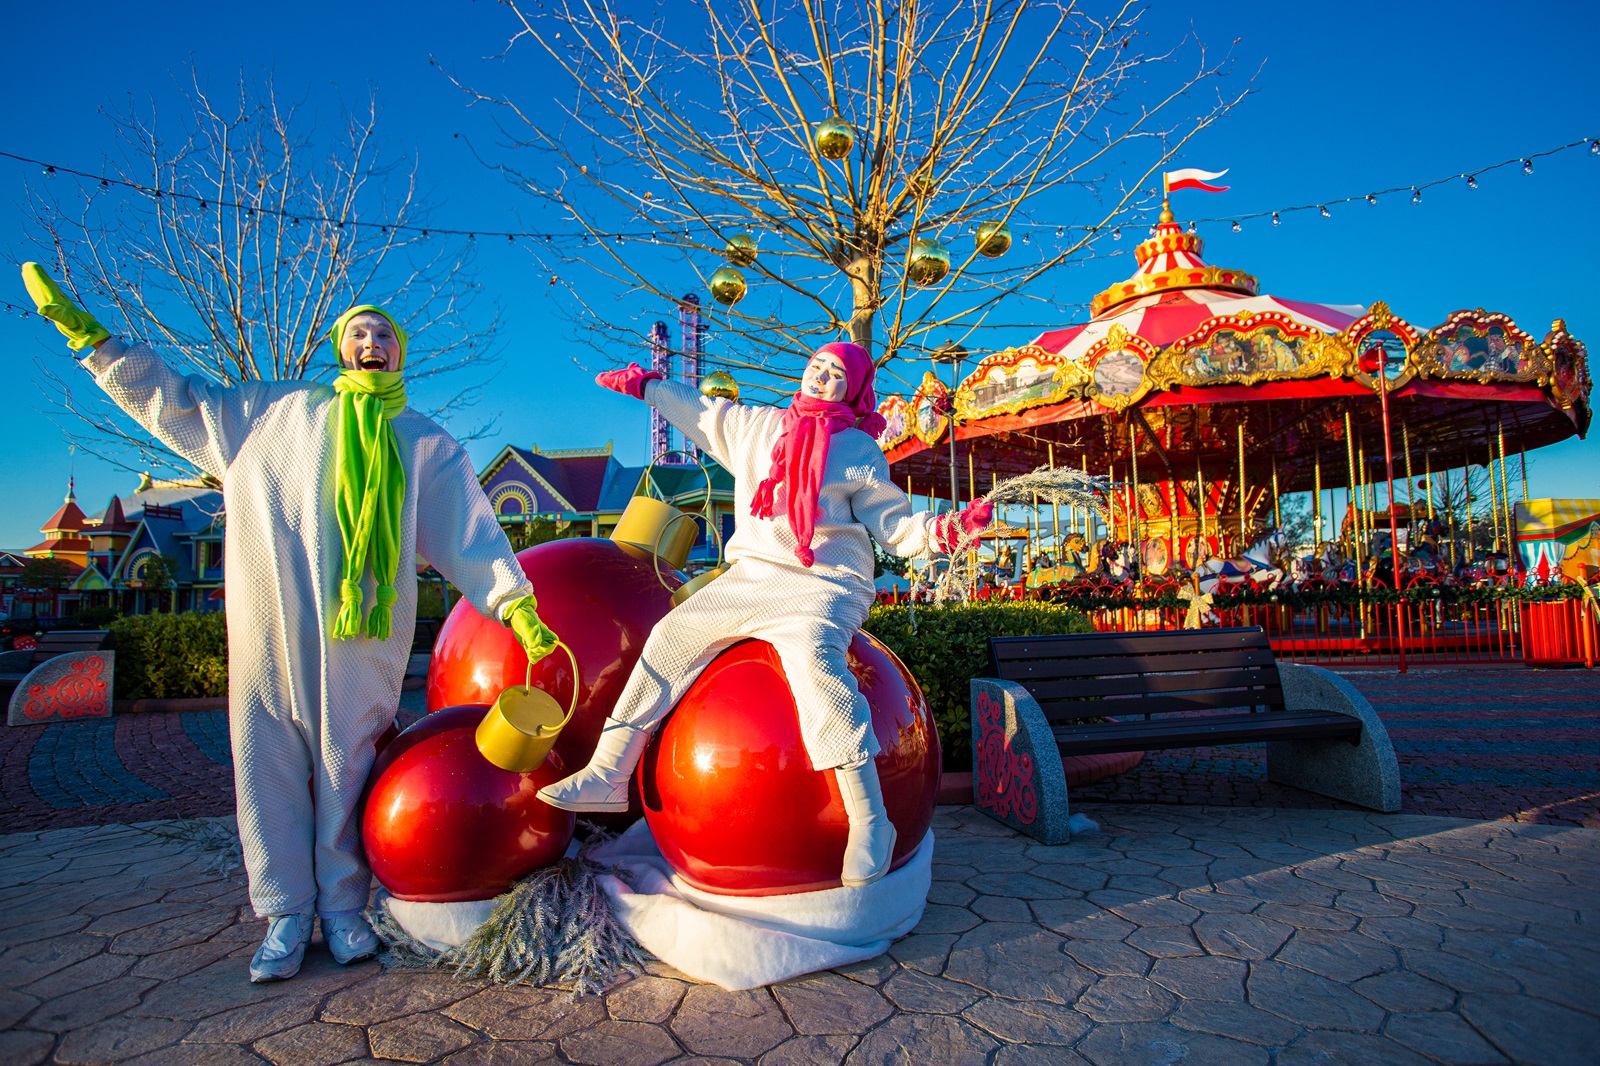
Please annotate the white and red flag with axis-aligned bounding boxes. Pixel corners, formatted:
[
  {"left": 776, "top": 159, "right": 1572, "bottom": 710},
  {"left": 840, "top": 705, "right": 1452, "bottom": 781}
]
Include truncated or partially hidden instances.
[{"left": 1164, "top": 168, "right": 1230, "bottom": 194}]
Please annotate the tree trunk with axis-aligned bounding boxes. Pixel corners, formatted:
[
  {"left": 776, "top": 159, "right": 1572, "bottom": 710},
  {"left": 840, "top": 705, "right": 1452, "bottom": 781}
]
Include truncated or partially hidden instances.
[{"left": 846, "top": 252, "right": 880, "bottom": 358}]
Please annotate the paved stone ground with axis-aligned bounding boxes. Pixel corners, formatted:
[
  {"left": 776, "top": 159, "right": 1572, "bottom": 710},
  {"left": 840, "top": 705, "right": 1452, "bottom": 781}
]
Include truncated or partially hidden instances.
[
  {"left": 4, "top": 668, "right": 1593, "bottom": 833},
  {"left": 3, "top": 804, "right": 1598, "bottom": 1065}
]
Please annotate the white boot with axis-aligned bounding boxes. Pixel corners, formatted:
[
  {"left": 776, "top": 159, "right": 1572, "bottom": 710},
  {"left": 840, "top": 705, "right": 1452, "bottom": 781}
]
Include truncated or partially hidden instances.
[
  {"left": 537, "top": 718, "right": 652, "bottom": 812},
  {"left": 836, "top": 760, "right": 897, "bottom": 887}
]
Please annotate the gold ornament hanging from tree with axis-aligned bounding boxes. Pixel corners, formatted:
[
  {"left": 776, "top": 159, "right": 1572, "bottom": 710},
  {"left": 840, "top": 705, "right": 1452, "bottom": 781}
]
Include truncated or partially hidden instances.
[
  {"left": 724, "top": 233, "right": 757, "bottom": 267},
  {"left": 975, "top": 221, "right": 1013, "bottom": 258},
  {"left": 700, "top": 369, "right": 740, "bottom": 401},
  {"left": 906, "top": 238, "right": 951, "bottom": 287},
  {"left": 708, "top": 266, "right": 747, "bottom": 306},
  {"left": 813, "top": 117, "right": 855, "bottom": 160}
]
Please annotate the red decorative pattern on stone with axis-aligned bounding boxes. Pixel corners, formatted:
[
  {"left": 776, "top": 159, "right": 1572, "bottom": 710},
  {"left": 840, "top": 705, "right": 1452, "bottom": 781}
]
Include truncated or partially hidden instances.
[
  {"left": 23, "top": 657, "right": 110, "bottom": 720},
  {"left": 973, "top": 688, "right": 1037, "bottom": 825}
]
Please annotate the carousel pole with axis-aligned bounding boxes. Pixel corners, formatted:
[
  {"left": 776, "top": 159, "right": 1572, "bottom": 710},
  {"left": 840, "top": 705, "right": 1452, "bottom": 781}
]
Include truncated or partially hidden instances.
[
  {"left": 1486, "top": 440, "right": 1501, "bottom": 553},
  {"left": 1498, "top": 418, "right": 1514, "bottom": 559},
  {"left": 1237, "top": 422, "right": 1247, "bottom": 544},
  {"left": 1129, "top": 422, "right": 1143, "bottom": 573},
  {"left": 1048, "top": 443, "right": 1061, "bottom": 543},
  {"left": 1314, "top": 448, "right": 1324, "bottom": 547},
  {"left": 1082, "top": 454, "right": 1092, "bottom": 542},
  {"left": 1197, "top": 455, "right": 1207, "bottom": 559},
  {"left": 968, "top": 450, "right": 978, "bottom": 595},
  {"left": 1345, "top": 411, "right": 1362, "bottom": 583},
  {"left": 1404, "top": 423, "right": 1416, "bottom": 529},
  {"left": 1374, "top": 347, "right": 1407, "bottom": 670},
  {"left": 1272, "top": 454, "right": 1282, "bottom": 531},
  {"left": 1519, "top": 446, "right": 1529, "bottom": 502},
  {"left": 1462, "top": 450, "right": 1475, "bottom": 561}
]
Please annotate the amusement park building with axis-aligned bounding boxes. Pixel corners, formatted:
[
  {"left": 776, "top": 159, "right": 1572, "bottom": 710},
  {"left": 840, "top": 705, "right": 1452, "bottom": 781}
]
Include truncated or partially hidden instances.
[
  {"left": 476, "top": 441, "right": 735, "bottom": 563},
  {"left": 5, "top": 475, "right": 225, "bottom": 621}
]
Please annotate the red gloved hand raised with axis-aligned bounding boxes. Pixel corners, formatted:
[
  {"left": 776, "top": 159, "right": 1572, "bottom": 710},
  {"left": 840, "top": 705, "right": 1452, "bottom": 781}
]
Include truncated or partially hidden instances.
[
  {"left": 934, "top": 499, "right": 993, "bottom": 552},
  {"left": 596, "top": 362, "right": 664, "bottom": 400}
]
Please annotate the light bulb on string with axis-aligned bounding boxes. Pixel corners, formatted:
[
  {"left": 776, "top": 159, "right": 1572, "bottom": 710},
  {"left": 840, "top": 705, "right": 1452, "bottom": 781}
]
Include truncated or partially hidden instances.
[
  {"left": 1055, "top": 226, "right": 1064, "bottom": 239},
  {"left": 1411, "top": 187, "right": 1421, "bottom": 204},
  {"left": 1230, "top": 220, "right": 1240, "bottom": 233},
  {"left": 1522, "top": 159, "right": 1534, "bottom": 174},
  {"left": 1319, "top": 205, "right": 1331, "bottom": 218},
  {"left": 1022, "top": 232, "right": 1030, "bottom": 244},
  {"left": 1112, "top": 227, "right": 1122, "bottom": 241},
  {"left": 1271, "top": 212, "right": 1280, "bottom": 226},
  {"left": 1591, "top": 139, "right": 1599, "bottom": 155},
  {"left": 1366, "top": 194, "right": 1378, "bottom": 205},
  {"left": 44, "top": 166, "right": 55, "bottom": 178},
  {"left": 1466, "top": 175, "right": 1478, "bottom": 190}
]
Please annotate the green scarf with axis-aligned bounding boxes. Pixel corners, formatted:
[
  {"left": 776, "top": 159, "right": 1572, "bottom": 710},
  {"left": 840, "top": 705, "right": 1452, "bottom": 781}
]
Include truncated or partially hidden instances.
[{"left": 330, "top": 301, "right": 411, "bottom": 640}]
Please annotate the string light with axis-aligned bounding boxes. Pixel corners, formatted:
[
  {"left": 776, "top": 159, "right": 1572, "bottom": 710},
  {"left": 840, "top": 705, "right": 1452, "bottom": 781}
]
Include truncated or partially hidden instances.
[{"left": 1, "top": 134, "right": 1593, "bottom": 248}]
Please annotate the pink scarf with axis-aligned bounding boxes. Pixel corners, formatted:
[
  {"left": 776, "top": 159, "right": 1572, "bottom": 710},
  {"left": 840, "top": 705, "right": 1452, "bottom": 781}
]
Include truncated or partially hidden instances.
[{"left": 751, "top": 342, "right": 888, "bottom": 566}]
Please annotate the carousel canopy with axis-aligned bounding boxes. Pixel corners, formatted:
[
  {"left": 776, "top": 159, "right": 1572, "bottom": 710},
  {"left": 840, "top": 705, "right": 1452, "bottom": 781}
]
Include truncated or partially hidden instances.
[{"left": 878, "top": 205, "right": 1592, "bottom": 528}]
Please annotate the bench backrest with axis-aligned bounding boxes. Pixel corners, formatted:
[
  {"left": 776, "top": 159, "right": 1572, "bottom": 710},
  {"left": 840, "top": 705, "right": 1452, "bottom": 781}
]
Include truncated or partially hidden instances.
[
  {"left": 987, "top": 627, "right": 1284, "bottom": 724},
  {"left": 31, "top": 630, "right": 113, "bottom": 668}
]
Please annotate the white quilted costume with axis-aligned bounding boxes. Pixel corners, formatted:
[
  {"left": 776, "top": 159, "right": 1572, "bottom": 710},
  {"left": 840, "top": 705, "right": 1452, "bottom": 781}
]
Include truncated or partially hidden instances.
[
  {"left": 83, "top": 338, "right": 532, "bottom": 919},
  {"left": 605, "top": 378, "right": 939, "bottom": 768}
]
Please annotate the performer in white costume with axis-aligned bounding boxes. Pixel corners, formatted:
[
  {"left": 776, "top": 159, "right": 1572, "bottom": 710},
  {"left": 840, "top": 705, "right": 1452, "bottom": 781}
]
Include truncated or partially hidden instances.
[
  {"left": 539, "top": 343, "right": 991, "bottom": 885},
  {"left": 20, "top": 265, "right": 560, "bottom": 983}
]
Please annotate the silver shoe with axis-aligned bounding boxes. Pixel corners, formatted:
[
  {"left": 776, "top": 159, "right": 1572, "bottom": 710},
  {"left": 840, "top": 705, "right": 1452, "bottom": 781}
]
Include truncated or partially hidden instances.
[
  {"left": 322, "top": 912, "right": 379, "bottom": 965},
  {"left": 249, "top": 911, "right": 313, "bottom": 983}
]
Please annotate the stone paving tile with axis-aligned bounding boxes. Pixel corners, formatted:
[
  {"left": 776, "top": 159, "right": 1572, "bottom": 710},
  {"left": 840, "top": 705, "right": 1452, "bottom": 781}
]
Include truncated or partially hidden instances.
[{"left": 3, "top": 801, "right": 1599, "bottom": 1066}]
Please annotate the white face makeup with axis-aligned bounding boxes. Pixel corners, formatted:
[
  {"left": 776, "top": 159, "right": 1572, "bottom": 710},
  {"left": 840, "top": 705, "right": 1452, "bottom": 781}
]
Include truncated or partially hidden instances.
[
  {"left": 801, "top": 351, "right": 850, "bottom": 402},
  {"left": 339, "top": 313, "right": 402, "bottom": 372}
]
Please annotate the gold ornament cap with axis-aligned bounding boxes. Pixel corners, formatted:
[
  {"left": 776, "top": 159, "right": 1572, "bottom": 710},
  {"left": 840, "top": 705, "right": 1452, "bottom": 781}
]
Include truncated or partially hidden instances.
[{"left": 476, "top": 643, "right": 577, "bottom": 773}]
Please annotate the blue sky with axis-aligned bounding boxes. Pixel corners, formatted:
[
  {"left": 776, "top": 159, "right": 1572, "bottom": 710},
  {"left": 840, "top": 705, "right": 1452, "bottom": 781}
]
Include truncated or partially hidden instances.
[{"left": 1, "top": 0, "right": 1596, "bottom": 549}]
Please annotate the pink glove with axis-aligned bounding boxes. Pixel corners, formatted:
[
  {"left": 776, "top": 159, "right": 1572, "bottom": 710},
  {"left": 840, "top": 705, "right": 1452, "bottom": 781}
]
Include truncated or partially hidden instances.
[
  {"left": 596, "top": 362, "right": 663, "bottom": 400},
  {"left": 934, "top": 500, "right": 992, "bottom": 552}
]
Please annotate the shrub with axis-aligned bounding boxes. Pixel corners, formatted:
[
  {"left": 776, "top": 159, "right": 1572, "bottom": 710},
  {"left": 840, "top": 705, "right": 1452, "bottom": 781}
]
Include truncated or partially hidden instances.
[
  {"left": 865, "top": 600, "right": 1094, "bottom": 771},
  {"left": 76, "top": 605, "right": 123, "bottom": 629},
  {"left": 109, "top": 611, "right": 230, "bottom": 700}
]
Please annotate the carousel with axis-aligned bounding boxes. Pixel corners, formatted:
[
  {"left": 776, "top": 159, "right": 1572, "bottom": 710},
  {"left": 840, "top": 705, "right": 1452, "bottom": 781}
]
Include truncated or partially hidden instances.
[{"left": 874, "top": 193, "right": 1593, "bottom": 662}]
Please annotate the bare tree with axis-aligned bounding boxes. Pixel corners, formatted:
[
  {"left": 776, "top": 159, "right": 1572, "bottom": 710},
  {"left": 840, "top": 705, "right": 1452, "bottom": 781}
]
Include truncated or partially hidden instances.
[
  {"left": 25, "top": 72, "right": 501, "bottom": 479},
  {"left": 450, "top": 0, "right": 1246, "bottom": 400}
]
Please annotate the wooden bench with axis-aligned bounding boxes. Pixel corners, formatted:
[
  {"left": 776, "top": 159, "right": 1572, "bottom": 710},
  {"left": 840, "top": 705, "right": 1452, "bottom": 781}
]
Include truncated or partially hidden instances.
[
  {"left": 969, "top": 627, "right": 1400, "bottom": 843},
  {"left": 2, "top": 630, "right": 116, "bottom": 725}
]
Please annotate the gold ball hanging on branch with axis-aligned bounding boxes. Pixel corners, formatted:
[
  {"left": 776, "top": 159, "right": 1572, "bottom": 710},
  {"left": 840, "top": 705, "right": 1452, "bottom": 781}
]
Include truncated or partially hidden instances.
[
  {"left": 708, "top": 266, "right": 748, "bottom": 306},
  {"left": 975, "top": 220, "right": 1013, "bottom": 258},
  {"left": 906, "top": 238, "right": 951, "bottom": 287},
  {"left": 724, "top": 233, "right": 757, "bottom": 267},
  {"left": 813, "top": 116, "right": 855, "bottom": 161},
  {"left": 699, "top": 369, "right": 740, "bottom": 402}
]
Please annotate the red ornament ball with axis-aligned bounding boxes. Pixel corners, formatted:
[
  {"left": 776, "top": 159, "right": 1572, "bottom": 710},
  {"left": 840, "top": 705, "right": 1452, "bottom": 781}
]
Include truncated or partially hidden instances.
[
  {"left": 639, "top": 632, "right": 941, "bottom": 896},
  {"left": 428, "top": 537, "right": 682, "bottom": 775},
  {"left": 362, "top": 704, "right": 576, "bottom": 902}
]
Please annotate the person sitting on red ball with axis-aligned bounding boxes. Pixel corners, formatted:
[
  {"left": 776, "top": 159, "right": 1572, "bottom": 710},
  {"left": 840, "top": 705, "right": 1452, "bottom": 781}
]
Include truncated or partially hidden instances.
[{"left": 539, "top": 342, "right": 990, "bottom": 886}]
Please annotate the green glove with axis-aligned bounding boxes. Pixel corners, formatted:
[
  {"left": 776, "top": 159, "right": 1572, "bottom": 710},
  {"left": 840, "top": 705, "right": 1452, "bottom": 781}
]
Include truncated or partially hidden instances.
[
  {"left": 504, "top": 594, "right": 559, "bottom": 666},
  {"left": 21, "top": 262, "right": 110, "bottom": 351}
]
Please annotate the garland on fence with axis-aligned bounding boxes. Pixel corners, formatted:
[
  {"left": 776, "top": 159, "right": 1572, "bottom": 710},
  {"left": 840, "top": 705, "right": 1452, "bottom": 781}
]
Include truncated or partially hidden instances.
[{"left": 1026, "top": 580, "right": 1592, "bottom": 612}]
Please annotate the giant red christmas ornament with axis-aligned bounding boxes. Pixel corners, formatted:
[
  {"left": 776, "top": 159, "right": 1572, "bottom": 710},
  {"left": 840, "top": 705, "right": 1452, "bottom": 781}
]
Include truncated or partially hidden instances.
[
  {"left": 428, "top": 537, "right": 683, "bottom": 773},
  {"left": 639, "top": 633, "right": 941, "bottom": 896},
  {"left": 362, "top": 704, "right": 576, "bottom": 902}
]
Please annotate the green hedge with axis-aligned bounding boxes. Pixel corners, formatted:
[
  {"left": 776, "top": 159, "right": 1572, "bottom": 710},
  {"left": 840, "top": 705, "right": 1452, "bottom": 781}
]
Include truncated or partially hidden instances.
[
  {"left": 109, "top": 611, "right": 229, "bottom": 700},
  {"left": 865, "top": 600, "right": 1094, "bottom": 771}
]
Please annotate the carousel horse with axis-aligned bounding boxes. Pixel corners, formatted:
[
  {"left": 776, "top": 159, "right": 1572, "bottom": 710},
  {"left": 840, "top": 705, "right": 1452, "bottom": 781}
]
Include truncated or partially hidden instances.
[
  {"left": 1196, "top": 528, "right": 1288, "bottom": 594},
  {"left": 1099, "top": 537, "right": 1137, "bottom": 583}
]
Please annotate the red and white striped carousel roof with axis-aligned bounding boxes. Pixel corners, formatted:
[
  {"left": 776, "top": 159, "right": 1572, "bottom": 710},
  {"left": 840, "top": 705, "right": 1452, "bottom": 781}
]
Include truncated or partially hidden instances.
[{"left": 1029, "top": 218, "right": 1364, "bottom": 361}]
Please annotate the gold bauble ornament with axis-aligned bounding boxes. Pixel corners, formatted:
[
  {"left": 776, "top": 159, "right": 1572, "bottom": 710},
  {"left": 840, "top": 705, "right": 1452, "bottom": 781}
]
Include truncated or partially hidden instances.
[
  {"left": 724, "top": 233, "right": 757, "bottom": 267},
  {"left": 813, "top": 116, "right": 855, "bottom": 161},
  {"left": 699, "top": 369, "right": 740, "bottom": 402},
  {"left": 975, "top": 220, "right": 1013, "bottom": 258},
  {"left": 708, "top": 266, "right": 748, "bottom": 306},
  {"left": 906, "top": 238, "right": 951, "bottom": 287}
]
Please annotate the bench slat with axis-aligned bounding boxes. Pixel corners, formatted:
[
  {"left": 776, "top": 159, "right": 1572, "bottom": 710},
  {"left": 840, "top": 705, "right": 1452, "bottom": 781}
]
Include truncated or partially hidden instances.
[
  {"left": 1038, "top": 685, "right": 1287, "bottom": 721},
  {"left": 1017, "top": 665, "right": 1282, "bottom": 702},
  {"left": 991, "top": 627, "right": 1269, "bottom": 663},
  {"left": 1053, "top": 709, "right": 1360, "bottom": 755},
  {"left": 995, "top": 646, "right": 1278, "bottom": 682}
]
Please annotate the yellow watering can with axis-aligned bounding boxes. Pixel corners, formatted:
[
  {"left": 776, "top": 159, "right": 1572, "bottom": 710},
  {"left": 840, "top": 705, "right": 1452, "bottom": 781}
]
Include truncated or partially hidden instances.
[{"left": 475, "top": 640, "right": 578, "bottom": 772}]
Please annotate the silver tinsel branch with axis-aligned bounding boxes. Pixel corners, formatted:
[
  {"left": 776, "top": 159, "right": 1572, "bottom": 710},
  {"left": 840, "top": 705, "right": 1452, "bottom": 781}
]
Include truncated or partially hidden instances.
[
  {"left": 917, "top": 465, "right": 1110, "bottom": 604},
  {"left": 367, "top": 826, "right": 650, "bottom": 998}
]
